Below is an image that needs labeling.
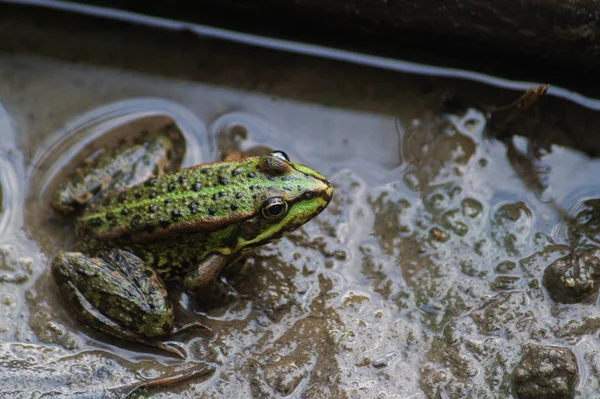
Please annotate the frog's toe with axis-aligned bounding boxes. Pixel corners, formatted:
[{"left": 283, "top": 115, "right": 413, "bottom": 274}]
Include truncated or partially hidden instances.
[
  {"left": 198, "top": 279, "right": 240, "bottom": 306},
  {"left": 173, "top": 320, "right": 212, "bottom": 336},
  {"left": 155, "top": 341, "right": 188, "bottom": 359}
]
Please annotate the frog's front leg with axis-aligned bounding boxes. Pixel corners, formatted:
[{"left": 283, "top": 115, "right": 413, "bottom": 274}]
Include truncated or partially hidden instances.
[
  {"left": 52, "top": 248, "right": 179, "bottom": 353},
  {"left": 184, "top": 253, "right": 239, "bottom": 304}
]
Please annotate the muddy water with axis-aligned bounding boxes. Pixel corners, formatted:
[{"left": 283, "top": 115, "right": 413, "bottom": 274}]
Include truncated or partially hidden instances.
[{"left": 3, "top": 6, "right": 600, "bottom": 399}]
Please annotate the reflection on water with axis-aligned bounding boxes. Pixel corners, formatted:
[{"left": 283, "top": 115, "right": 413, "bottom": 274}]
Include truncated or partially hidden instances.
[{"left": 4, "top": 11, "right": 600, "bottom": 398}]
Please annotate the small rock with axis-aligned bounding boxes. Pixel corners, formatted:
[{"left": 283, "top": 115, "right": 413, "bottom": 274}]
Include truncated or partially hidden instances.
[
  {"left": 513, "top": 344, "right": 578, "bottom": 399},
  {"left": 371, "top": 352, "right": 398, "bottom": 368},
  {"left": 542, "top": 249, "right": 600, "bottom": 303}
]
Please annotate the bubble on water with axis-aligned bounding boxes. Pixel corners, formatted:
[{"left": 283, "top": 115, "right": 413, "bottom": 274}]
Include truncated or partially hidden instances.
[
  {"left": 210, "top": 112, "right": 287, "bottom": 159},
  {"left": 447, "top": 108, "right": 487, "bottom": 139},
  {"left": 424, "top": 192, "right": 449, "bottom": 215},
  {"left": 461, "top": 197, "right": 483, "bottom": 219},
  {"left": 403, "top": 172, "right": 420, "bottom": 191},
  {"left": 491, "top": 201, "right": 534, "bottom": 257}
]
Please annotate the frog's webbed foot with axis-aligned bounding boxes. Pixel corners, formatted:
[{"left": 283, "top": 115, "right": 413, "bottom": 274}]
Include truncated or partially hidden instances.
[
  {"left": 51, "top": 135, "right": 173, "bottom": 213},
  {"left": 184, "top": 254, "right": 241, "bottom": 306},
  {"left": 52, "top": 249, "right": 191, "bottom": 357},
  {"left": 68, "top": 283, "right": 187, "bottom": 358},
  {"left": 154, "top": 341, "right": 188, "bottom": 359},
  {"left": 172, "top": 320, "right": 212, "bottom": 337}
]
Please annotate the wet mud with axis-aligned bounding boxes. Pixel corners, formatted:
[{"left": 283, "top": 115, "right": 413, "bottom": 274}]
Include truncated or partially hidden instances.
[{"left": 2, "top": 7, "right": 600, "bottom": 399}]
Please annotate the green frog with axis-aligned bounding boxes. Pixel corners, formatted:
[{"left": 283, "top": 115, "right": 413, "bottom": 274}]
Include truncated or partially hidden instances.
[{"left": 50, "top": 129, "right": 333, "bottom": 354}]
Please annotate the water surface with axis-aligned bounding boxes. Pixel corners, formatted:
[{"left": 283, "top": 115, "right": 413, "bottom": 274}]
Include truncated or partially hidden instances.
[{"left": 2, "top": 7, "right": 600, "bottom": 398}]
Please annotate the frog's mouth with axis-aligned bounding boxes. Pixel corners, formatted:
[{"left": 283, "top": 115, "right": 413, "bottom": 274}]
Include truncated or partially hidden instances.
[{"left": 291, "top": 162, "right": 329, "bottom": 183}]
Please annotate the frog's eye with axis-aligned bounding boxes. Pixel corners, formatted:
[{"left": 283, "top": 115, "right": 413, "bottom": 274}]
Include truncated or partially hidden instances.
[
  {"left": 271, "top": 151, "right": 290, "bottom": 162},
  {"left": 262, "top": 197, "right": 289, "bottom": 220}
]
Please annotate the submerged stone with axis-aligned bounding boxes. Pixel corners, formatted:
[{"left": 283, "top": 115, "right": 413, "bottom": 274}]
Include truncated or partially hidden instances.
[
  {"left": 512, "top": 344, "right": 578, "bottom": 399},
  {"left": 542, "top": 249, "right": 600, "bottom": 303}
]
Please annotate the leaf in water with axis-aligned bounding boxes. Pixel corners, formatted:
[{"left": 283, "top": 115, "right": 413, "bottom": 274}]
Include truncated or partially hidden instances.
[
  {"left": 487, "top": 84, "right": 549, "bottom": 127},
  {"left": 0, "top": 342, "right": 215, "bottom": 398}
]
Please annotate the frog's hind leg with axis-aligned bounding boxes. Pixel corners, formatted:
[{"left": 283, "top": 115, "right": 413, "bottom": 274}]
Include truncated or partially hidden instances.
[
  {"left": 52, "top": 248, "right": 186, "bottom": 357},
  {"left": 51, "top": 134, "right": 173, "bottom": 213},
  {"left": 66, "top": 281, "right": 186, "bottom": 358}
]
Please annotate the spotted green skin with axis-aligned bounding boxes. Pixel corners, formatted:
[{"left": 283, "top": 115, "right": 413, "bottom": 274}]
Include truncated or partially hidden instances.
[
  {"left": 78, "top": 152, "right": 331, "bottom": 279},
  {"left": 51, "top": 135, "right": 333, "bottom": 351}
]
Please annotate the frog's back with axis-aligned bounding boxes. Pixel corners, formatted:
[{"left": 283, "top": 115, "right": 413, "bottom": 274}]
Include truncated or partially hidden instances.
[
  {"left": 78, "top": 158, "right": 262, "bottom": 242},
  {"left": 78, "top": 153, "right": 329, "bottom": 242}
]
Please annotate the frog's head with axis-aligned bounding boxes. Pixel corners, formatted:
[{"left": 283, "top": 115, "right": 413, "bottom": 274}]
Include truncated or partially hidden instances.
[{"left": 232, "top": 151, "right": 333, "bottom": 252}]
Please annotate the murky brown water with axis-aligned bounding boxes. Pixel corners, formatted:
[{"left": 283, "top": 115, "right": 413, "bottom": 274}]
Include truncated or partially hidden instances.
[{"left": 3, "top": 5, "right": 600, "bottom": 399}]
